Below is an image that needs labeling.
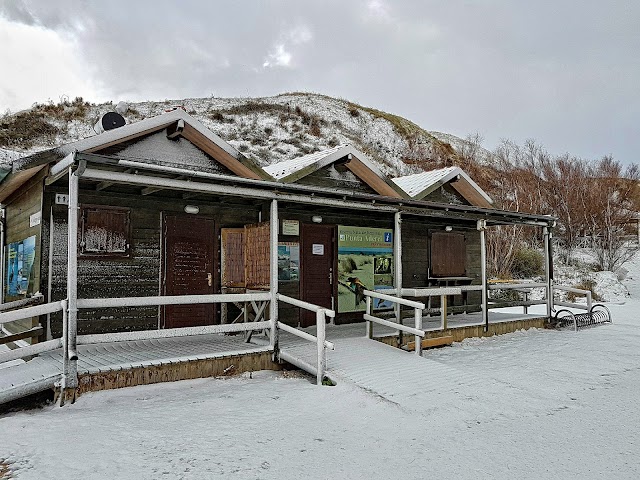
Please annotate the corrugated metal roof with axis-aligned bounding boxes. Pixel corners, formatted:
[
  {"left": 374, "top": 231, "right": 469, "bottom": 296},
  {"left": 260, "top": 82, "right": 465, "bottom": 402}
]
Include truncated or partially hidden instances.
[
  {"left": 391, "top": 167, "right": 458, "bottom": 197},
  {"left": 263, "top": 144, "right": 349, "bottom": 179}
]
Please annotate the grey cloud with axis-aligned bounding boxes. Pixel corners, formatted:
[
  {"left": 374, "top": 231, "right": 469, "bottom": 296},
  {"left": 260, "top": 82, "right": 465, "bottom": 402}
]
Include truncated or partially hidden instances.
[{"left": 1, "top": 0, "right": 639, "bottom": 165}]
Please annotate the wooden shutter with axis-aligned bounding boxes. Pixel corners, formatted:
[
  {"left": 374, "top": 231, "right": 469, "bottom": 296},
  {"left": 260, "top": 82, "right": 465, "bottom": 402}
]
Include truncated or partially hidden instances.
[
  {"left": 430, "top": 232, "right": 466, "bottom": 277},
  {"left": 244, "top": 222, "right": 270, "bottom": 289},
  {"left": 81, "top": 206, "right": 130, "bottom": 256},
  {"left": 221, "top": 228, "right": 245, "bottom": 288}
]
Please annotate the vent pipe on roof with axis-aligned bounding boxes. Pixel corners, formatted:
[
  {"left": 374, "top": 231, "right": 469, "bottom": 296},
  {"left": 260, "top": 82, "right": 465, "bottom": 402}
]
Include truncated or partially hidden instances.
[{"left": 93, "top": 111, "right": 126, "bottom": 134}]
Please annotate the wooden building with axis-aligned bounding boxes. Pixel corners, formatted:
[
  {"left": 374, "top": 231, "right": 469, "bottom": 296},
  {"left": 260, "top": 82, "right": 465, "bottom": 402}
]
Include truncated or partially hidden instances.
[{"left": 0, "top": 109, "right": 555, "bottom": 342}]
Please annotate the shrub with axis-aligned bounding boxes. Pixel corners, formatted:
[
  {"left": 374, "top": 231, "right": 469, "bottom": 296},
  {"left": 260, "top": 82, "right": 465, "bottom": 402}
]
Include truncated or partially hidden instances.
[
  {"left": 0, "top": 110, "right": 60, "bottom": 148},
  {"left": 510, "top": 247, "right": 544, "bottom": 278}
]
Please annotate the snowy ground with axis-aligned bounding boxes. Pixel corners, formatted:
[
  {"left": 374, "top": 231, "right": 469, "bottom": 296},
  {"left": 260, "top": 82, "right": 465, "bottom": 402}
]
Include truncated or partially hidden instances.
[{"left": 1, "top": 258, "right": 640, "bottom": 479}]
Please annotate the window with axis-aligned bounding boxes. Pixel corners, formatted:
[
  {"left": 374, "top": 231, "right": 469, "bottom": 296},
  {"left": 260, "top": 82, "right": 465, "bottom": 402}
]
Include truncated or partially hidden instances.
[{"left": 80, "top": 205, "right": 131, "bottom": 257}]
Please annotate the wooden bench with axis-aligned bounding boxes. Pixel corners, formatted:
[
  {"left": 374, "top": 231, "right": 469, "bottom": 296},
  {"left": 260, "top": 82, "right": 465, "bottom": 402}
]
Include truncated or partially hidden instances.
[{"left": 405, "top": 335, "right": 454, "bottom": 351}]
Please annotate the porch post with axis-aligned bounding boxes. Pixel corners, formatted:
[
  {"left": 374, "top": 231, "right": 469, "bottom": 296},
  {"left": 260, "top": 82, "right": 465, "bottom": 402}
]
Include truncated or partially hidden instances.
[
  {"left": 394, "top": 212, "right": 403, "bottom": 346},
  {"left": 544, "top": 225, "right": 553, "bottom": 319},
  {"left": 269, "top": 200, "right": 279, "bottom": 356},
  {"left": 65, "top": 166, "right": 79, "bottom": 392},
  {"left": 478, "top": 220, "right": 489, "bottom": 332}
]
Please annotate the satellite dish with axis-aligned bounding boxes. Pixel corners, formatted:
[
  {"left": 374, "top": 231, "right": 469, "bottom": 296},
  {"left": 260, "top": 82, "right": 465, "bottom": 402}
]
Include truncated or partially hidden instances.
[{"left": 94, "top": 111, "right": 126, "bottom": 134}]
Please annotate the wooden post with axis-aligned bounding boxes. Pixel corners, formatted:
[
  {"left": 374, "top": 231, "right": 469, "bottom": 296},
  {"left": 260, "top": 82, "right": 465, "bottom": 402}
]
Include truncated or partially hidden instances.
[
  {"left": 269, "top": 200, "right": 279, "bottom": 357},
  {"left": 414, "top": 307, "right": 422, "bottom": 356},
  {"left": 365, "top": 295, "right": 372, "bottom": 339},
  {"left": 316, "top": 309, "right": 326, "bottom": 385},
  {"left": 544, "top": 226, "right": 553, "bottom": 319},
  {"left": 394, "top": 212, "right": 402, "bottom": 346},
  {"left": 440, "top": 294, "right": 447, "bottom": 330},
  {"left": 478, "top": 220, "right": 489, "bottom": 332}
]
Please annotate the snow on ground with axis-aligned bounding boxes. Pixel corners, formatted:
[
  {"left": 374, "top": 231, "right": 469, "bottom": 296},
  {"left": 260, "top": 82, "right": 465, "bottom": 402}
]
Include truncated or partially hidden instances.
[{"left": 2, "top": 254, "right": 640, "bottom": 479}]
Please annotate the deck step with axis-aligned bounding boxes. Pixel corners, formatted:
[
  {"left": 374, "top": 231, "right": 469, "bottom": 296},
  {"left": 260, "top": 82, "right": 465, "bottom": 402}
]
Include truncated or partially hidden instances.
[{"left": 405, "top": 335, "right": 454, "bottom": 351}]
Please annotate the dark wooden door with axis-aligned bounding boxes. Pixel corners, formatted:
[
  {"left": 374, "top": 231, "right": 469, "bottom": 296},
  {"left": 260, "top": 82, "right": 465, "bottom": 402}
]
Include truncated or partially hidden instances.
[
  {"left": 163, "top": 215, "right": 216, "bottom": 328},
  {"left": 300, "top": 224, "right": 335, "bottom": 327}
]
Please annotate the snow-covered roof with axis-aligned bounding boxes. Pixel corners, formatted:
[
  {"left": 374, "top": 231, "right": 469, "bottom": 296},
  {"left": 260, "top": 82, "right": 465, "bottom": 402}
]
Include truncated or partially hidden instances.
[
  {"left": 7, "top": 109, "right": 266, "bottom": 179},
  {"left": 265, "top": 144, "right": 405, "bottom": 198},
  {"left": 264, "top": 144, "right": 347, "bottom": 180},
  {"left": 392, "top": 166, "right": 493, "bottom": 208},
  {"left": 0, "top": 109, "right": 269, "bottom": 202}
]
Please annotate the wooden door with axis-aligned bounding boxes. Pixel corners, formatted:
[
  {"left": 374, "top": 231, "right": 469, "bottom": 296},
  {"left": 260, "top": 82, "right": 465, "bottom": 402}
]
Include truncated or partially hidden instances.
[
  {"left": 300, "top": 224, "right": 335, "bottom": 327},
  {"left": 163, "top": 215, "right": 216, "bottom": 328}
]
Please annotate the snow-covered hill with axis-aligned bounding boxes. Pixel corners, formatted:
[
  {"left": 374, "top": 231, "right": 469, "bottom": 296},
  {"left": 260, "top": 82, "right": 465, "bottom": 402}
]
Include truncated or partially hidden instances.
[{"left": 0, "top": 93, "right": 464, "bottom": 176}]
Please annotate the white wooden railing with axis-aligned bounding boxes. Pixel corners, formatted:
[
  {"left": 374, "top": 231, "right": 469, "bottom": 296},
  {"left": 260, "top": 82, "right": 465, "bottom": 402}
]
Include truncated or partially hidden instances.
[
  {"left": 552, "top": 285, "right": 593, "bottom": 312},
  {"left": 0, "top": 292, "right": 337, "bottom": 390},
  {"left": 276, "top": 294, "right": 335, "bottom": 385},
  {"left": 488, "top": 282, "right": 549, "bottom": 314},
  {"left": 363, "top": 290, "right": 426, "bottom": 355}
]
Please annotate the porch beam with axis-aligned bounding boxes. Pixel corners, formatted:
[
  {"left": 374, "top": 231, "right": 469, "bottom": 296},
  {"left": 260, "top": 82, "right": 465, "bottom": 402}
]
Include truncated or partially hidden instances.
[
  {"left": 95, "top": 168, "right": 135, "bottom": 191},
  {"left": 141, "top": 176, "right": 186, "bottom": 195},
  {"left": 80, "top": 168, "right": 398, "bottom": 213}
]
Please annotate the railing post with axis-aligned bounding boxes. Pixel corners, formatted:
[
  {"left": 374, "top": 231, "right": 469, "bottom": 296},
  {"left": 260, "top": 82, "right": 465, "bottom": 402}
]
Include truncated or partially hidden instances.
[
  {"left": 394, "top": 212, "right": 402, "bottom": 346},
  {"left": 269, "top": 200, "right": 279, "bottom": 359},
  {"left": 544, "top": 225, "right": 554, "bottom": 319},
  {"left": 440, "top": 294, "right": 447, "bottom": 330},
  {"left": 414, "top": 307, "right": 422, "bottom": 356},
  {"left": 66, "top": 166, "right": 79, "bottom": 391},
  {"left": 316, "top": 309, "right": 326, "bottom": 386},
  {"left": 365, "top": 295, "right": 372, "bottom": 339},
  {"left": 61, "top": 299, "right": 69, "bottom": 390},
  {"left": 478, "top": 220, "right": 489, "bottom": 332}
]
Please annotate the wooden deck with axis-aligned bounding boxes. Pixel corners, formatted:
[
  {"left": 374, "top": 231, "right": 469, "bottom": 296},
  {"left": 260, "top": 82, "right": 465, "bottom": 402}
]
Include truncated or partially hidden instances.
[
  {"left": 0, "top": 333, "right": 274, "bottom": 406},
  {"left": 1, "top": 310, "right": 548, "bottom": 407}
]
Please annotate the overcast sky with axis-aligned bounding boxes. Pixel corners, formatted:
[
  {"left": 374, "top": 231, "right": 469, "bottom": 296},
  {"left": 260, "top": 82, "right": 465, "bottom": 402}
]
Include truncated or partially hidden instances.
[{"left": 1, "top": 0, "right": 638, "bottom": 164}]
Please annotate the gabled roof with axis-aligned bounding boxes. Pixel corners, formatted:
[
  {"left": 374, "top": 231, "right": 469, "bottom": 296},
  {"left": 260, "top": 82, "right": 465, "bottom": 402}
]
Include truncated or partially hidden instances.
[
  {"left": 0, "top": 109, "right": 268, "bottom": 202},
  {"left": 264, "top": 144, "right": 406, "bottom": 198},
  {"left": 392, "top": 166, "right": 493, "bottom": 208}
]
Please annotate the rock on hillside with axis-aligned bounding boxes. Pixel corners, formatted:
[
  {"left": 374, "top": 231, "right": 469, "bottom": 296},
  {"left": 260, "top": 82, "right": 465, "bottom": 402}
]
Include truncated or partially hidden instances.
[{"left": 0, "top": 93, "right": 464, "bottom": 176}]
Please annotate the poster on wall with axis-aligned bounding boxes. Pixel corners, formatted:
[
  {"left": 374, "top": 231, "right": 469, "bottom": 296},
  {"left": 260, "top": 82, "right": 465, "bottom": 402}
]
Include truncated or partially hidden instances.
[
  {"left": 337, "top": 226, "right": 393, "bottom": 313},
  {"left": 6, "top": 235, "right": 36, "bottom": 298},
  {"left": 278, "top": 242, "right": 300, "bottom": 281}
]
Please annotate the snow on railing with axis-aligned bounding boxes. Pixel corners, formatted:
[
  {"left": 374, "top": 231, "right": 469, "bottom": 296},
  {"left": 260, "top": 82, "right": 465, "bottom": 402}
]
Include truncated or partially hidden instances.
[
  {"left": 277, "top": 294, "right": 335, "bottom": 385},
  {"left": 363, "top": 290, "right": 426, "bottom": 355},
  {"left": 0, "top": 301, "right": 66, "bottom": 364}
]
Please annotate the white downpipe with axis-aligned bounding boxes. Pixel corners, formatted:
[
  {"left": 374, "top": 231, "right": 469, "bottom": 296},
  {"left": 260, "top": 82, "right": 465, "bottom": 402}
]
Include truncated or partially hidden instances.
[
  {"left": 269, "top": 200, "right": 279, "bottom": 354},
  {"left": 316, "top": 309, "right": 326, "bottom": 386},
  {"left": 66, "top": 168, "right": 79, "bottom": 388},
  {"left": 394, "top": 212, "right": 402, "bottom": 342},
  {"left": 478, "top": 220, "right": 488, "bottom": 331}
]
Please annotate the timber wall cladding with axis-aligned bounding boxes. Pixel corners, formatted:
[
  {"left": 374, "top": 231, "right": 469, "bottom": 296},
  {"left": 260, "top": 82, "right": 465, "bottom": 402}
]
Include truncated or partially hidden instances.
[
  {"left": 44, "top": 189, "right": 260, "bottom": 336},
  {"left": 4, "top": 171, "right": 45, "bottom": 335}
]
